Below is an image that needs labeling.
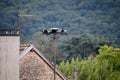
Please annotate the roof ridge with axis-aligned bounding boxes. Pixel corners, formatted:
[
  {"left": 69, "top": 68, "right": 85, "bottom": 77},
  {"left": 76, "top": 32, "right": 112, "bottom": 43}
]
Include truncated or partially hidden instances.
[{"left": 20, "top": 44, "right": 66, "bottom": 80}]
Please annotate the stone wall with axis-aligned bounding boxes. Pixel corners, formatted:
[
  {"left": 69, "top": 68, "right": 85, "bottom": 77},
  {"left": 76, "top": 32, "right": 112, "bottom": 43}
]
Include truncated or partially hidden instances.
[{"left": 20, "top": 51, "right": 64, "bottom": 80}]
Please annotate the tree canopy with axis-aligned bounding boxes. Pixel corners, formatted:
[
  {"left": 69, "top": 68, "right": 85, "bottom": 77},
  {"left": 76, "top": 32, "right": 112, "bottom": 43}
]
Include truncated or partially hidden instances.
[
  {"left": 59, "top": 34, "right": 114, "bottom": 60},
  {"left": 57, "top": 45, "right": 120, "bottom": 80},
  {"left": 0, "top": 0, "right": 120, "bottom": 46},
  {"left": 0, "top": 0, "right": 120, "bottom": 62}
]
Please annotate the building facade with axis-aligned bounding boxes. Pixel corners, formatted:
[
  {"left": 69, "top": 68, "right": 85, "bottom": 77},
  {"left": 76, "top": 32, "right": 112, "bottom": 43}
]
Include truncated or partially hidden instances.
[
  {"left": 0, "top": 28, "right": 77, "bottom": 80},
  {"left": 20, "top": 44, "right": 66, "bottom": 80},
  {"left": 0, "top": 28, "right": 20, "bottom": 80}
]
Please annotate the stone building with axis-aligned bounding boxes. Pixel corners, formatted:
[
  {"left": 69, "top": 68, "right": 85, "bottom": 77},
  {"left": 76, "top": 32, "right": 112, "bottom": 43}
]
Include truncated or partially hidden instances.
[
  {"left": 0, "top": 28, "right": 77, "bottom": 80},
  {"left": 20, "top": 44, "right": 66, "bottom": 80}
]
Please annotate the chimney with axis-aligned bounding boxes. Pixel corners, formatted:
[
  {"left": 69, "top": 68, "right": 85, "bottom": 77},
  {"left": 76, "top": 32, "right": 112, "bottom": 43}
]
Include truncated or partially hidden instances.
[
  {"left": 0, "top": 28, "right": 20, "bottom": 80},
  {"left": 73, "top": 68, "right": 78, "bottom": 80}
]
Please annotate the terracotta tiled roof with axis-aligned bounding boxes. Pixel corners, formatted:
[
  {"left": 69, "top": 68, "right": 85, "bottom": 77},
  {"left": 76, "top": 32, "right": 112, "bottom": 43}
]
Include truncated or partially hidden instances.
[{"left": 20, "top": 44, "right": 31, "bottom": 52}]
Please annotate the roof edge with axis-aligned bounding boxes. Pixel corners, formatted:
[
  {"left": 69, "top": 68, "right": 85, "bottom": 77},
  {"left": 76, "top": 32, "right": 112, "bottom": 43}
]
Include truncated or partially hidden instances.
[{"left": 20, "top": 44, "right": 66, "bottom": 80}]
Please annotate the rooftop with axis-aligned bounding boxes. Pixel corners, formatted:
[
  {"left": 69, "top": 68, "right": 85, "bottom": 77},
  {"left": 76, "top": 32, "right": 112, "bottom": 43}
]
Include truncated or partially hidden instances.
[
  {"left": 19, "top": 44, "right": 67, "bottom": 80},
  {"left": 0, "top": 28, "right": 20, "bottom": 36}
]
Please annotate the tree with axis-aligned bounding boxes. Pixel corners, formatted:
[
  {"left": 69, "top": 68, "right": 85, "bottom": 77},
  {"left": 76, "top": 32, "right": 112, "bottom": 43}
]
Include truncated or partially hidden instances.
[
  {"left": 57, "top": 45, "right": 120, "bottom": 80},
  {"left": 59, "top": 34, "right": 113, "bottom": 60}
]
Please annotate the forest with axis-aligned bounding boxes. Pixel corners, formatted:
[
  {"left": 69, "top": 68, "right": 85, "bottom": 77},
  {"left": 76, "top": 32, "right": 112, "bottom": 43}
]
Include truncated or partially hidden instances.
[
  {"left": 0, "top": 0, "right": 120, "bottom": 61},
  {"left": 0, "top": 0, "right": 120, "bottom": 79}
]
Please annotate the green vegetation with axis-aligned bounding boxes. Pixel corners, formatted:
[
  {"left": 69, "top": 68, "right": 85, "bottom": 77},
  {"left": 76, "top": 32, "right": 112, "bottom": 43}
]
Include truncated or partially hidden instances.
[
  {"left": 1, "top": 1, "right": 120, "bottom": 79},
  {"left": 0, "top": 0, "right": 120, "bottom": 45},
  {"left": 0, "top": 0, "right": 120, "bottom": 62},
  {"left": 59, "top": 34, "right": 114, "bottom": 61},
  {"left": 57, "top": 45, "right": 120, "bottom": 80}
]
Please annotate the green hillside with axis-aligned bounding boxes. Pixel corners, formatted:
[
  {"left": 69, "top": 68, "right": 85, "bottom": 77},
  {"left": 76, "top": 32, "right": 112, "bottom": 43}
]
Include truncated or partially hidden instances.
[{"left": 0, "top": 0, "right": 120, "bottom": 61}]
